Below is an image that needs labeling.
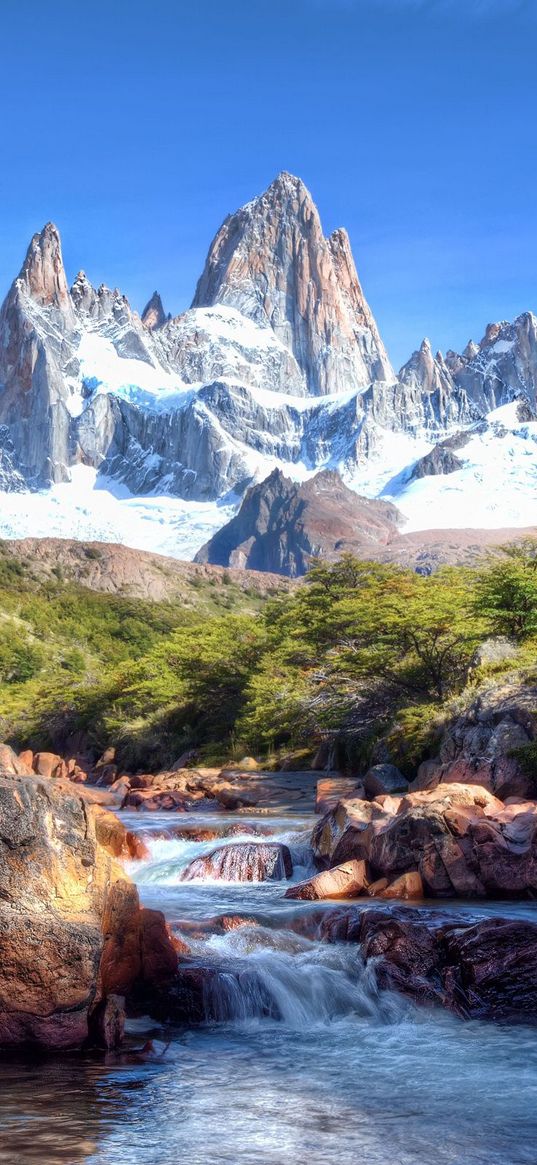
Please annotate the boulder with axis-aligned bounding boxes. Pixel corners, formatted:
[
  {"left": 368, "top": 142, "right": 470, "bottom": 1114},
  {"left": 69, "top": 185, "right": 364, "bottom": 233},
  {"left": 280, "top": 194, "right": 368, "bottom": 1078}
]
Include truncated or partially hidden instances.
[
  {"left": 284, "top": 860, "right": 369, "bottom": 901},
  {"left": 33, "top": 751, "right": 68, "bottom": 779},
  {"left": 93, "top": 763, "right": 119, "bottom": 787},
  {"left": 180, "top": 842, "right": 293, "bottom": 882},
  {"left": 320, "top": 906, "right": 537, "bottom": 1021},
  {"left": 377, "top": 870, "right": 424, "bottom": 900},
  {"left": 311, "top": 796, "right": 381, "bottom": 864},
  {"left": 93, "top": 805, "right": 149, "bottom": 861},
  {"left": 411, "top": 679, "right": 537, "bottom": 801},
  {"left": 313, "top": 782, "right": 537, "bottom": 898},
  {"left": 0, "top": 743, "right": 33, "bottom": 776},
  {"left": 363, "top": 764, "right": 408, "bottom": 798},
  {"left": 0, "top": 774, "right": 178, "bottom": 1049}
]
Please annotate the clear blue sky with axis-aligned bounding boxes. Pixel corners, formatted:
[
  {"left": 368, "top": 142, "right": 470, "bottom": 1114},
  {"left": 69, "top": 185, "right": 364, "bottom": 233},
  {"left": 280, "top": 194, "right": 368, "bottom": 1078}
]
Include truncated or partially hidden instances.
[{"left": 0, "top": 0, "right": 536, "bottom": 368}]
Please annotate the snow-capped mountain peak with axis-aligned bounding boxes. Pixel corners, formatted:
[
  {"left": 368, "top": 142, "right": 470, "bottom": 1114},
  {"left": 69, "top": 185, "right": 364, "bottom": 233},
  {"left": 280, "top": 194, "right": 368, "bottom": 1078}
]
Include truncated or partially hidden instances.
[{"left": 0, "top": 175, "right": 536, "bottom": 561}]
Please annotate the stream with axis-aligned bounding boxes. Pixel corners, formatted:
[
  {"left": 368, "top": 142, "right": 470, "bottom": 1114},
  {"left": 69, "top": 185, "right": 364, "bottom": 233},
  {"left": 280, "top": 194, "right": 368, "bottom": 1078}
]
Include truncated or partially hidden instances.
[{"left": 1, "top": 806, "right": 537, "bottom": 1164}]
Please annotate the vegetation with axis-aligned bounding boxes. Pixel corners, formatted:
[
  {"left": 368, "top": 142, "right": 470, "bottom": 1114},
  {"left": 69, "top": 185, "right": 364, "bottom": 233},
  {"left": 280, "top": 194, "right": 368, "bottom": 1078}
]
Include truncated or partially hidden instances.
[{"left": 1, "top": 539, "right": 537, "bottom": 772}]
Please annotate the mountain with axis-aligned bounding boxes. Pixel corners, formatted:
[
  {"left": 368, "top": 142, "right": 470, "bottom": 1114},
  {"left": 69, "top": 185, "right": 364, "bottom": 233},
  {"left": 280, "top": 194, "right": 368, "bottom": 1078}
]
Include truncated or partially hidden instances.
[
  {"left": 192, "top": 171, "right": 394, "bottom": 394},
  {"left": 195, "top": 466, "right": 537, "bottom": 577},
  {"left": 0, "top": 172, "right": 537, "bottom": 563},
  {"left": 194, "top": 469, "right": 401, "bottom": 575}
]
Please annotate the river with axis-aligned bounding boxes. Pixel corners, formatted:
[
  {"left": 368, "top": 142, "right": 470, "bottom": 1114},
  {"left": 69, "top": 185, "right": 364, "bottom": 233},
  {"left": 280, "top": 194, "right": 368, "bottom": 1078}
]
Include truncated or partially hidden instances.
[{"left": 1, "top": 806, "right": 537, "bottom": 1165}]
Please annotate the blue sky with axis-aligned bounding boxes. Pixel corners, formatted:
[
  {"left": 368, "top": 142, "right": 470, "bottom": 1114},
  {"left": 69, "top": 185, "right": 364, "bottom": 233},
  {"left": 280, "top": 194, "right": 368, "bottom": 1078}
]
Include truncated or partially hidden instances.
[{"left": 0, "top": 0, "right": 536, "bottom": 367}]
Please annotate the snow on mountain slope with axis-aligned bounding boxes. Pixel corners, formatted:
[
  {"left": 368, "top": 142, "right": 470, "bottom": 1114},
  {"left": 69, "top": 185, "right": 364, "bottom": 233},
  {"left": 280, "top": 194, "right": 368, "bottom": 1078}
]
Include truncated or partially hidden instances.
[
  {"left": 0, "top": 174, "right": 537, "bottom": 563},
  {"left": 0, "top": 467, "right": 237, "bottom": 560},
  {"left": 384, "top": 403, "right": 537, "bottom": 532}
]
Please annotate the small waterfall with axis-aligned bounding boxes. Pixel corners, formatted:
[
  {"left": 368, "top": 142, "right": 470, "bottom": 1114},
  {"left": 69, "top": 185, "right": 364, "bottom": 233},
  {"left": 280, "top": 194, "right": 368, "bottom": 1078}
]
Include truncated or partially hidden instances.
[{"left": 190, "top": 926, "right": 405, "bottom": 1030}]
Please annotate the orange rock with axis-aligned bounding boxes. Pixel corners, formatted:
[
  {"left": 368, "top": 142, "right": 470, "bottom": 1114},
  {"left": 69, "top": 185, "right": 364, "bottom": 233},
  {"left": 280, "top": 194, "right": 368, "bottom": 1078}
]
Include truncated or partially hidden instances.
[
  {"left": 366, "top": 877, "right": 389, "bottom": 896},
  {"left": 315, "top": 777, "right": 364, "bottom": 814},
  {"left": 0, "top": 774, "right": 176, "bottom": 1050},
  {"left": 0, "top": 743, "right": 33, "bottom": 776},
  {"left": 285, "top": 859, "right": 369, "bottom": 901},
  {"left": 33, "top": 751, "right": 67, "bottom": 779},
  {"left": 381, "top": 871, "right": 424, "bottom": 900}
]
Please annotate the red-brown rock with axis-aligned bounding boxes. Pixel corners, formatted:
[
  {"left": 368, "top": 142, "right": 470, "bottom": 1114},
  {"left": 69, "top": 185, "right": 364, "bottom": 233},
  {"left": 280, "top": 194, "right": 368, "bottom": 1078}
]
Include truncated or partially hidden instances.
[{"left": 285, "top": 859, "right": 369, "bottom": 901}]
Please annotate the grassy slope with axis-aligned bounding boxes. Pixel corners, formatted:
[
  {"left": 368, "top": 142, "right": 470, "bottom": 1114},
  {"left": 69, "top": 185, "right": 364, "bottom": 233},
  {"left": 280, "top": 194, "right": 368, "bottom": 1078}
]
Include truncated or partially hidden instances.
[{"left": 0, "top": 541, "right": 276, "bottom": 757}]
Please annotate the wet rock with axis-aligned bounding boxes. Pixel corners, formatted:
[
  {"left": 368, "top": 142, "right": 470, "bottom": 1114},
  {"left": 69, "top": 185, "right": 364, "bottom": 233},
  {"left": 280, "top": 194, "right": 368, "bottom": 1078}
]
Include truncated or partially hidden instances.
[
  {"left": 284, "top": 859, "right": 369, "bottom": 901},
  {"left": 441, "top": 917, "right": 537, "bottom": 1019},
  {"left": 363, "top": 764, "right": 408, "bottom": 798},
  {"left": 322, "top": 907, "right": 537, "bottom": 1022},
  {"left": 93, "top": 806, "right": 149, "bottom": 861},
  {"left": 91, "top": 994, "right": 126, "bottom": 1051},
  {"left": 180, "top": 842, "right": 293, "bottom": 882}
]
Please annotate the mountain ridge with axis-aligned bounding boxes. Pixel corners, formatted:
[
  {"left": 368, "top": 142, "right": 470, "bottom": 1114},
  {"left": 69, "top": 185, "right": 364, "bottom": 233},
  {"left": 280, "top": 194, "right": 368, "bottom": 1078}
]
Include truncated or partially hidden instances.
[{"left": 0, "top": 172, "right": 536, "bottom": 563}]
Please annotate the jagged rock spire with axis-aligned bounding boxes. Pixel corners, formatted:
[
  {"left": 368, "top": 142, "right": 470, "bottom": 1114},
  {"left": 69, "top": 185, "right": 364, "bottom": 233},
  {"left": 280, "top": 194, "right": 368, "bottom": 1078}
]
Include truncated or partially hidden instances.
[
  {"left": 192, "top": 171, "right": 394, "bottom": 395},
  {"left": 18, "top": 223, "right": 76, "bottom": 326},
  {"left": 142, "top": 290, "right": 167, "bottom": 331}
]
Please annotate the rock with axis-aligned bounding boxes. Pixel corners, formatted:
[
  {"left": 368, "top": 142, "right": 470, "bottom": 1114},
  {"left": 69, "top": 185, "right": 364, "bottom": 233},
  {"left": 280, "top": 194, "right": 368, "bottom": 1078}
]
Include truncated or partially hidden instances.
[
  {"left": 215, "top": 788, "right": 258, "bottom": 810},
  {"left": 472, "top": 636, "right": 518, "bottom": 668},
  {"left": 312, "top": 782, "right": 537, "bottom": 898},
  {"left": 96, "top": 747, "right": 116, "bottom": 768},
  {"left": 141, "top": 291, "right": 167, "bottom": 332},
  {"left": 322, "top": 907, "right": 537, "bottom": 1021},
  {"left": 226, "top": 756, "right": 259, "bottom": 771},
  {"left": 0, "top": 743, "right": 33, "bottom": 776},
  {"left": 441, "top": 917, "right": 537, "bottom": 1019},
  {"left": 170, "top": 749, "right": 198, "bottom": 771},
  {"left": 411, "top": 679, "right": 537, "bottom": 801},
  {"left": 193, "top": 170, "right": 394, "bottom": 396},
  {"left": 91, "top": 993, "right": 126, "bottom": 1051},
  {"left": 93, "top": 806, "right": 149, "bottom": 861},
  {"left": 312, "top": 796, "right": 384, "bottom": 868},
  {"left": 366, "top": 877, "right": 389, "bottom": 896},
  {"left": 378, "top": 871, "right": 424, "bottom": 900},
  {"left": 284, "top": 859, "right": 369, "bottom": 901},
  {"left": 195, "top": 468, "right": 401, "bottom": 577},
  {"left": 32, "top": 751, "right": 67, "bottom": 779},
  {"left": 180, "top": 842, "right": 293, "bottom": 883},
  {"left": 315, "top": 777, "right": 364, "bottom": 814},
  {"left": 0, "top": 774, "right": 177, "bottom": 1049},
  {"left": 411, "top": 444, "right": 464, "bottom": 479},
  {"left": 363, "top": 764, "right": 408, "bottom": 798},
  {"left": 93, "top": 763, "right": 119, "bottom": 787},
  {"left": 18, "top": 748, "right": 34, "bottom": 770}
]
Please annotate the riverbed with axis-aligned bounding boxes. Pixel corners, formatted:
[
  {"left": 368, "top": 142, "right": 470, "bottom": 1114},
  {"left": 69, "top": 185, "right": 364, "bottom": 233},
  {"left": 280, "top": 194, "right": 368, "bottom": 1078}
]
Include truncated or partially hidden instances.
[{"left": 1, "top": 807, "right": 537, "bottom": 1165}]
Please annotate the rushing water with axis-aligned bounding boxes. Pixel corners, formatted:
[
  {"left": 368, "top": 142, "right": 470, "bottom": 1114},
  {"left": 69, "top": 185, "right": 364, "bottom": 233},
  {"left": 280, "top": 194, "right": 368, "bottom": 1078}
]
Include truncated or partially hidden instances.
[{"left": 1, "top": 808, "right": 537, "bottom": 1165}]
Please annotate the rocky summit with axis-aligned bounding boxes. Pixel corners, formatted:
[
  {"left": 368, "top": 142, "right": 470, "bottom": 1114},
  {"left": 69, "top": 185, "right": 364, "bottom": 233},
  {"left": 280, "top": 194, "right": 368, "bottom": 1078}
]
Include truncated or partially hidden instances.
[{"left": 1, "top": 173, "right": 537, "bottom": 563}]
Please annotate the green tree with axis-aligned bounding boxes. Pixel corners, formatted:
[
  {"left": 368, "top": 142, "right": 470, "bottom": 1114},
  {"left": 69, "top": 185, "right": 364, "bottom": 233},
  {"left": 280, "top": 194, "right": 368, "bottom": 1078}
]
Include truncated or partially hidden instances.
[{"left": 474, "top": 541, "right": 537, "bottom": 640}]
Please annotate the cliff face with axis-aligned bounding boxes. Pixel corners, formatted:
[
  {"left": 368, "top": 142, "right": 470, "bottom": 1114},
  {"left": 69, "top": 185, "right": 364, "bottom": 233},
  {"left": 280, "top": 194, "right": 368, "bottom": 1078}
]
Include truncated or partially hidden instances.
[
  {"left": 0, "top": 224, "right": 77, "bottom": 485},
  {"left": 192, "top": 171, "right": 395, "bottom": 395},
  {"left": 0, "top": 772, "right": 177, "bottom": 1049}
]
